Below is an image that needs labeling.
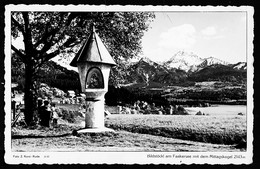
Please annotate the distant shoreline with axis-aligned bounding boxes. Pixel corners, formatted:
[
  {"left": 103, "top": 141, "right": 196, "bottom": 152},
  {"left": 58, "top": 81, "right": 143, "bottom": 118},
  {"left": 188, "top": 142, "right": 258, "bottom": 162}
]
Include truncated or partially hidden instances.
[{"left": 168, "top": 99, "right": 247, "bottom": 107}]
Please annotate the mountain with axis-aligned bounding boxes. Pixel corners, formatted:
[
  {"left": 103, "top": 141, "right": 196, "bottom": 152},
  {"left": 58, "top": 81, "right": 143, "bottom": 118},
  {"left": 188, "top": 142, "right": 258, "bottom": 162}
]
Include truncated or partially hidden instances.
[
  {"left": 37, "top": 61, "right": 81, "bottom": 91},
  {"left": 188, "top": 64, "right": 247, "bottom": 83},
  {"left": 164, "top": 51, "right": 204, "bottom": 72},
  {"left": 125, "top": 54, "right": 246, "bottom": 87},
  {"left": 164, "top": 51, "right": 230, "bottom": 72},
  {"left": 11, "top": 52, "right": 81, "bottom": 92},
  {"left": 198, "top": 57, "right": 229, "bottom": 69},
  {"left": 125, "top": 57, "right": 187, "bottom": 86},
  {"left": 231, "top": 62, "right": 247, "bottom": 70}
]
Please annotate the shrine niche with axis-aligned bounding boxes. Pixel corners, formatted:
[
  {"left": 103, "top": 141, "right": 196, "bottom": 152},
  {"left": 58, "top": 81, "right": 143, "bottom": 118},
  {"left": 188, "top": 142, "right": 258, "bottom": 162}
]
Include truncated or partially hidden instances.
[{"left": 86, "top": 67, "right": 104, "bottom": 89}]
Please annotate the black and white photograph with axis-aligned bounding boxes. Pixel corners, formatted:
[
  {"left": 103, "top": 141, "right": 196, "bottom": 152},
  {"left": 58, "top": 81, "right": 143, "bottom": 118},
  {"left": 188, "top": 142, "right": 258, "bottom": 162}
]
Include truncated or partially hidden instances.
[{"left": 4, "top": 5, "right": 254, "bottom": 164}]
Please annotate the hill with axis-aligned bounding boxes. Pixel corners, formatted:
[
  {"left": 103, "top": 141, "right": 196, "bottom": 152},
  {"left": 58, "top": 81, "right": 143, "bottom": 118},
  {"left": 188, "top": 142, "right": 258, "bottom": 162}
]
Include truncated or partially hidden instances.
[
  {"left": 188, "top": 64, "right": 246, "bottom": 83},
  {"left": 11, "top": 53, "right": 81, "bottom": 92},
  {"left": 38, "top": 61, "right": 81, "bottom": 92}
]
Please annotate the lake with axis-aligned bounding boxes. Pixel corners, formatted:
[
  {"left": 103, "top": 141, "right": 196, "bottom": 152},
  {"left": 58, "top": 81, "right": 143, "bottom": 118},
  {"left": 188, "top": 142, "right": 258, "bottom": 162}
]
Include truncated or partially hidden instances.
[{"left": 185, "top": 104, "right": 246, "bottom": 116}]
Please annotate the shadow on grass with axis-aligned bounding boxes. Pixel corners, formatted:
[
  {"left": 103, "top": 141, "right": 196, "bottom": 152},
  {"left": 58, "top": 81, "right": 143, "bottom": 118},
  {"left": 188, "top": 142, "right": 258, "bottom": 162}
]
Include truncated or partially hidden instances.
[
  {"left": 12, "top": 133, "right": 72, "bottom": 139},
  {"left": 159, "top": 141, "right": 194, "bottom": 146},
  {"left": 11, "top": 129, "right": 118, "bottom": 139},
  {"left": 107, "top": 124, "right": 246, "bottom": 145}
]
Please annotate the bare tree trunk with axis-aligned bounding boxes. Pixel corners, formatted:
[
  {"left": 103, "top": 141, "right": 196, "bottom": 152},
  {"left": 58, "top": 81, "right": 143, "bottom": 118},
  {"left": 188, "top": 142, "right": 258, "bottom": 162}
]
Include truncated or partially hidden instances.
[{"left": 24, "top": 62, "right": 34, "bottom": 126}]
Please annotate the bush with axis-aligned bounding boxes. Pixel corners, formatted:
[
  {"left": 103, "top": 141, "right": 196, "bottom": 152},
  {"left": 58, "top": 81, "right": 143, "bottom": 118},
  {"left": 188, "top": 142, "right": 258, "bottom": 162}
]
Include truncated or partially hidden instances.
[
  {"left": 173, "top": 106, "right": 189, "bottom": 115},
  {"left": 196, "top": 111, "right": 203, "bottom": 115},
  {"left": 59, "top": 108, "right": 78, "bottom": 123}
]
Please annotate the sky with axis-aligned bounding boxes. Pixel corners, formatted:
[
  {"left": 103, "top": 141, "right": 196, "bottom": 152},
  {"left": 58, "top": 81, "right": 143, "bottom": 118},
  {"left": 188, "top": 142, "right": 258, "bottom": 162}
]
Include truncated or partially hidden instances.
[{"left": 140, "top": 11, "right": 247, "bottom": 63}]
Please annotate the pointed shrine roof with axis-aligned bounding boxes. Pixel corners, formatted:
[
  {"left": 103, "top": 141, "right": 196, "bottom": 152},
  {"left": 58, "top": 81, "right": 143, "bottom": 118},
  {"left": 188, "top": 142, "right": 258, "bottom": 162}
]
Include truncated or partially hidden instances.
[{"left": 70, "top": 26, "right": 116, "bottom": 67}]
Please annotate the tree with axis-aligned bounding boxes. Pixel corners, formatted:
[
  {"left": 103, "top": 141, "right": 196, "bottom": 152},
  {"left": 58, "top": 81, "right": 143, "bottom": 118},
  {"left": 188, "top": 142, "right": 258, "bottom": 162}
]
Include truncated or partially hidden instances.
[
  {"left": 11, "top": 52, "right": 25, "bottom": 90},
  {"left": 11, "top": 12, "right": 155, "bottom": 125}
]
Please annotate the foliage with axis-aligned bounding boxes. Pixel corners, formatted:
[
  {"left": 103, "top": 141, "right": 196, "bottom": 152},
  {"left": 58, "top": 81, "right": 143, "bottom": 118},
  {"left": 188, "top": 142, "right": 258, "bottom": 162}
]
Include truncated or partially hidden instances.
[
  {"left": 176, "top": 106, "right": 189, "bottom": 115},
  {"left": 56, "top": 104, "right": 83, "bottom": 123},
  {"left": 174, "top": 88, "right": 247, "bottom": 101},
  {"left": 105, "top": 85, "right": 169, "bottom": 106},
  {"left": 11, "top": 52, "right": 25, "bottom": 90},
  {"left": 59, "top": 108, "right": 84, "bottom": 123},
  {"left": 105, "top": 83, "right": 246, "bottom": 107}
]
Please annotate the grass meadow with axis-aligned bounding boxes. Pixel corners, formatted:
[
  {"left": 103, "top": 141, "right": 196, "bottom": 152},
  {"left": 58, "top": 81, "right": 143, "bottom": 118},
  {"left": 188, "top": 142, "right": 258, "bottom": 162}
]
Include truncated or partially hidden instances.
[
  {"left": 105, "top": 114, "right": 246, "bottom": 145},
  {"left": 12, "top": 104, "right": 247, "bottom": 151},
  {"left": 56, "top": 104, "right": 247, "bottom": 145}
]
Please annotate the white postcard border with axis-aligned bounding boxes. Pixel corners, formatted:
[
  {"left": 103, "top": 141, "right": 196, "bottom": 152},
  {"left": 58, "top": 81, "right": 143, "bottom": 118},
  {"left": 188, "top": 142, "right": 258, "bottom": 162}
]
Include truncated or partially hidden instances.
[{"left": 4, "top": 4, "right": 254, "bottom": 164}]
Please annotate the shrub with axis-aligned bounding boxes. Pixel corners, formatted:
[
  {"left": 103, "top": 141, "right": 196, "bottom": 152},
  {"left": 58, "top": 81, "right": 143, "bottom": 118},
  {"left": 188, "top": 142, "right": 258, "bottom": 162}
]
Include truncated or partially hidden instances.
[
  {"left": 196, "top": 111, "right": 203, "bottom": 115},
  {"left": 173, "top": 106, "right": 189, "bottom": 115},
  {"left": 59, "top": 108, "right": 77, "bottom": 123}
]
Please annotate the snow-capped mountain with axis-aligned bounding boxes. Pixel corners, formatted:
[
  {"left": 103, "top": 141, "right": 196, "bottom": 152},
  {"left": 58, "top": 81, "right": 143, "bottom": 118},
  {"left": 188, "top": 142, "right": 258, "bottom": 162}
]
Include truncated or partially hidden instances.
[
  {"left": 199, "top": 57, "right": 229, "bottom": 67},
  {"left": 164, "top": 51, "right": 204, "bottom": 72},
  {"left": 126, "top": 54, "right": 246, "bottom": 86},
  {"left": 231, "top": 62, "right": 247, "bottom": 70},
  {"left": 164, "top": 51, "right": 230, "bottom": 72}
]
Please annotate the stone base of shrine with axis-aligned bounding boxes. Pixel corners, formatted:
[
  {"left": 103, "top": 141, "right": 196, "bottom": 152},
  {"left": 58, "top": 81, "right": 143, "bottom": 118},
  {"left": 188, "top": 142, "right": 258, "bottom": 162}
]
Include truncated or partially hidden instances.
[{"left": 72, "top": 127, "right": 115, "bottom": 135}]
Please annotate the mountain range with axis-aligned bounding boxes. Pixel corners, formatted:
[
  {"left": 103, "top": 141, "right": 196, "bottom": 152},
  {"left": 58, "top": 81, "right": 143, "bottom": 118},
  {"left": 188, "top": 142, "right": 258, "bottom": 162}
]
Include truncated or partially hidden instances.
[
  {"left": 163, "top": 51, "right": 242, "bottom": 72},
  {"left": 125, "top": 51, "right": 246, "bottom": 86}
]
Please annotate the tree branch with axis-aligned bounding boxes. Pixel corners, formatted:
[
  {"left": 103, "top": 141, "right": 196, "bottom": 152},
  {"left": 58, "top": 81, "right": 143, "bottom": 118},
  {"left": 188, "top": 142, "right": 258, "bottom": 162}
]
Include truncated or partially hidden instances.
[
  {"left": 22, "top": 12, "right": 33, "bottom": 52},
  {"left": 37, "top": 33, "right": 57, "bottom": 56},
  {"left": 62, "top": 36, "right": 79, "bottom": 48},
  {"left": 34, "top": 28, "right": 59, "bottom": 49},
  {"left": 33, "top": 50, "right": 60, "bottom": 70},
  {"left": 66, "top": 13, "right": 78, "bottom": 26},
  {"left": 35, "top": 13, "right": 71, "bottom": 50},
  {"left": 11, "top": 15, "right": 24, "bottom": 34},
  {"left": 44, "top": 50, "right": 60, "bottom": 61},
  {"left": 11, "top": 45, "right": 26, "bottom": 61}
]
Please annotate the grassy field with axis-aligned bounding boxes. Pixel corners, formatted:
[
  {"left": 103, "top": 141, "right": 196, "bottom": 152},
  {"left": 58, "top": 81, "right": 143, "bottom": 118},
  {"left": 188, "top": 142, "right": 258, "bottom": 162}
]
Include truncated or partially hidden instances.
[
  {"left": 11, "top": 104, "right": 246, "bottom": 152},
  {"left": 105, "top": 114, "right": 246, "bottom": 145},
  {"left": 11, "top": 119, "right": 242, "bottom": 152},
  {"left": 54, "top": 104, "right": 247, "bottom": 145}
]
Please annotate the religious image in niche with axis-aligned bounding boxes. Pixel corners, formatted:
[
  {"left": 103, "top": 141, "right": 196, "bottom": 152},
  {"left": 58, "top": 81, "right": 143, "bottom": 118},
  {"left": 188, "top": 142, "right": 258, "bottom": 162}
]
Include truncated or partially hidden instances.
[
  {"left": 89, "top": 73, "right": 100, "bottom": 88},
  {"left": 86, "top": 68, "right": 104, "bottom": 89}
]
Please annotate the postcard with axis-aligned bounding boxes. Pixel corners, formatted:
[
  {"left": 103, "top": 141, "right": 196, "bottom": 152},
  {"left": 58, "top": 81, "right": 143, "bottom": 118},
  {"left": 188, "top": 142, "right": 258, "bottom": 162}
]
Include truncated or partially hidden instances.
[{"left": 4, "top": 4, "right": 254, "bottom": 164}]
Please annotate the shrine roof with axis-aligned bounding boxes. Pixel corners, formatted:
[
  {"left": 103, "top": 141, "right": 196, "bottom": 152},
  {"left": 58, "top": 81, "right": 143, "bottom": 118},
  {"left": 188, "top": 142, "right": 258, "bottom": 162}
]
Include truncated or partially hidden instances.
[{"left": 70, "top": 26, "right": 116, "bottom": 67}]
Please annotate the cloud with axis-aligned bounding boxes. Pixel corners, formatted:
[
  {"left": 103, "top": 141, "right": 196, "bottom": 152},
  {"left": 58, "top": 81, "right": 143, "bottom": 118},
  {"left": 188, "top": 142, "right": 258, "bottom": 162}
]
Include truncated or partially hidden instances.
[
  {"left": 201, "top": 26, "right": 217, "bottom": 36},
  {"left": 158, "top": 24, "right": 196, "bottom": 49},
  {"left": 201, "top": 26, "right": 225, "bottom": 40}
]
